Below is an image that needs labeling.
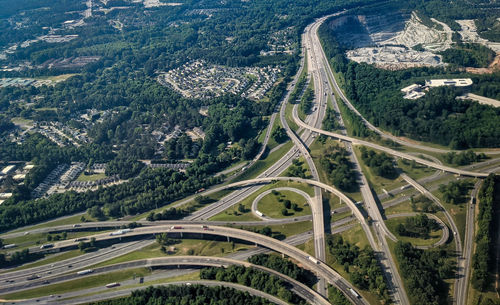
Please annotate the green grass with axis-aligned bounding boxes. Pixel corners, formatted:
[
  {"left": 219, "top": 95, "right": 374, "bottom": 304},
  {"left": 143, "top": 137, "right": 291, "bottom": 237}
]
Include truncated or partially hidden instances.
[
  {"left": 209, "top": 181, "right": 314, "bottom": 222},
  {"left": 296, "top": 238, "right": 315, "bottom": 256},
  {"left": 257, "top": 190, "right": 311, "bottom": 219},
  {"left": 11, "top": 117, "right": 34, "bottom": 127},
  {"left": 0, "top": 230, "right": 112, "bottom": 254},
  {"left": 385, "top": 218, "right": 443, "bottom": 247},
  {"left": 353, "top": 146, "right": 406, "bottom": 195},
  {"left": 431, "top": 187, "right": 469, "bottom": 246},
  {"left": 309, "top": 137, "right": 363, "bottom": 202},
  {"left": 285, "top": 102, "right": 300, "bottom": 132},
  {"left": 90, "top": 240, "right": 251, "bottom": 269},
  {"left": 397, "top": 159, "right": 438, "bottom": 181},
  {"left": 76, "top": 172, "right": 106, "bottom": 182},
  {"left": 0, "top": 268, "right": 151, "bottom": 300},
  {"left": 64, "top": 271, "right": 201, "bottom": 301},
  {"left": 331, "top": 211, "right": 354, "bottom": 223},
  {"left": 383, "top": 200, "right": 413, "bottom": 216},
  {"left": 322, "top": 225, "right": 382, "bottom": 305},
  {"left": 265, "top": 115, "right": 285, "bottom": 151},
  {"left": 37, "top": 73, "right": 78, "bottom": 82},
  {"left": 235, "top": 221, "right": 312, "bottom": 239},
  {"left": 6, "top": 214, "right": 92, "bottom": 235},
  {"left": 5, "top": 250, "right": 82, "bottom": 272},
  {"left": 230, "top": 141, "right": 293, "bottom": 183}
]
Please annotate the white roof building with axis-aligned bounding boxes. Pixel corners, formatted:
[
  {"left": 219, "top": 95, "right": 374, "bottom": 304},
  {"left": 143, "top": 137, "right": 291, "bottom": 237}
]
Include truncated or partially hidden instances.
[
  {"left": 1, "top": 165, "right": 15, "bottom": 175},
  {"left": 425, "top": 78, "right": 473, "bottom": 87},
  {"left": 0, "top": 193, "right": 13, "bottom": 199},
  {"left": 401, "top": 84, "right": 422, "bottom": 93}
]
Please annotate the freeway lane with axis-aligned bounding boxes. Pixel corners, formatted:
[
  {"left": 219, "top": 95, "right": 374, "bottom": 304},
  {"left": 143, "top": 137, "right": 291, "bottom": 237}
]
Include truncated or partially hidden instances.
[
  {"left": 20, "top": 223, "right": 368, "bottom": 305},
  {"left": 0, "top": 256, "right": 330, "bottom": 305},
  {"left": 49, "top": 281, "right": 290, "bottom": 305},
  {"left": 1, "top": 215, "right": 357, "bottom": 293},
  {"left": 0, "top": 239, "right": 154, "bottom": 283},
  {"left": 386, "top": 213, "right": 449, "bottom": 249},
  {"left": 305, "top": 16, "right": 409, "bottom": 305},
  {"left": 280, "top": 22, "right": 329, "bottom": 294}
]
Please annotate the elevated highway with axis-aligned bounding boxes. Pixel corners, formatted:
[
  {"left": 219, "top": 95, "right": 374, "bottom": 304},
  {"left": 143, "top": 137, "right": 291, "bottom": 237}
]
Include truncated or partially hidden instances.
[
  {"left": 39, "top": 223, "right": 369, "bottom": 305},
  {"left": 0, "top": 256, "right": 330, "bottom": 305}
]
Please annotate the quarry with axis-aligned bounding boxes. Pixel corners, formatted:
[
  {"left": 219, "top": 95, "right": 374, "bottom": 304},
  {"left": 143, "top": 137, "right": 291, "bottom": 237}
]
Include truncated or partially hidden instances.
[{"left": 331, "top": 11, "right": 499, "bottom": 70}]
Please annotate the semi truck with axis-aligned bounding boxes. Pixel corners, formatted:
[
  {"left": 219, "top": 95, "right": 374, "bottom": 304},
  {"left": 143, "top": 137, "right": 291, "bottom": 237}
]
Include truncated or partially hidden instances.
[
  {"left": 77, "top": 269, "right": 94, "bottom": 275},
  {"left": 307, "top": 256, "right": 319, "bottom": 264}
]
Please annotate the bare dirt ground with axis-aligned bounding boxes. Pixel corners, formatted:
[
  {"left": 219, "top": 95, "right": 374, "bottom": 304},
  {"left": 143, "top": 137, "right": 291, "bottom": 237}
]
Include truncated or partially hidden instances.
[
  {"left": 466, "top": 53, "right": 500, "bottom": 74},
  {"left": 456, "top": 20, "right": 500, "bottom": 53},
  {"left": 343, "top": 12, "right": 451, "bottom": 68}
]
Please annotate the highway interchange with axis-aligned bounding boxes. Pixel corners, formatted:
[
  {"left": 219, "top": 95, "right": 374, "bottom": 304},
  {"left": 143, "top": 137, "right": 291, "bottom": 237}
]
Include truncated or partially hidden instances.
[{"left": 1, "top": 9, "right": 499, "bottom": 305}]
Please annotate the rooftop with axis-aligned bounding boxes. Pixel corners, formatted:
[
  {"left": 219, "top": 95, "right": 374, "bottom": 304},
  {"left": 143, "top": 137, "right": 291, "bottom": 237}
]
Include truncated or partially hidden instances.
[{"left": 425, "top": 78, "right": 473, "bottom": 87}]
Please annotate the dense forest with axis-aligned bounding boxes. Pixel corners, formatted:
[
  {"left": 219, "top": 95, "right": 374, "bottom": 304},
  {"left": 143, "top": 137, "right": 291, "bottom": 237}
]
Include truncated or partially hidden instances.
[
  {"left": 359, "top": 146, "right": 397, "bottom": 178},
  {"left": 438, "top": 179, "right": 473, "bottom": 204},
  {"left": 395, "top": 214, "right": 440, "bottom": 239},
  {"left": 440, "top": 43, "right": 496, "bottom": 68},
  {"left": 200, "top": 265, "right": 307, "bottom": 305},
  {"left": 0, "top": 166, "right": 220, "bottom": 232},
  {"left": 248, "top": 254, "right": 316, "bottom": 288},
  {"left": 318, "top": 8, "right": 500, "bottom": 148},
  {"left": 394, "top": 241, "right": 455, "bottom": 305},
  {"left": 318, "top": 143, "right": 357, "bottom": 192},
  {"left": 471, "top": 174, "right": 499, "bottom": 293},
  {"left": 327, "top": 234, "right": 390, "bottom": 302},
  {"left": 90, "top": 285, "right": 274, "bottom": 305}
]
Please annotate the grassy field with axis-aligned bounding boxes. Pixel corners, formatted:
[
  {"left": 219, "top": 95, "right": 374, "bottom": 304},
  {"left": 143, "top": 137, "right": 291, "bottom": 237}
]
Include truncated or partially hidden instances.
[
  {"left": 1, "top": 230, "right": 113, "bottom": 254},
  {"left": 285, "top": 102, "right": 300, "bottom": 132},
  {"left": 38, "top": 73, "right": 78, "bottom": 82},
  {"left": 6, "top": 214, "right": 95, "bottom": 235},
  {"left": 383, "top": 200, "right": 413, "bottom": 216},
  {"left": 296, "top": 238, "right": 315, "bottom": 256},
  {"left": 5, "top": 250, "right": 83, "bottom": 273},
  {"left": 63, "top": 271, "right": 201, "bottom": 301},
  {"left": 324, "top": 225, "right": 382, "bottom": 305},
  {"left": 353, "top": 146, "right": 406, "bottom": 195},
  {"left": 385, "top": 217, "right": 443, "bottom": 247},
  {"left": 11, "top": 117, "right": 34, "bottom": 128},
  {"left": 235, "top": 220, "right": 312, "bottom": 240},
  {"left": 76, "top": 172, "right": 106, "bottom": 182},
  {"left": 265, "top": 115, "right": 285, "bottom": 151},
  {"left": 230, "top": 141, "right": 293, "bottom": 183},
  {"left": 257, "top": 190, "right": 311, "bottom": 219},
  {"left": 431, "top": 188, "right": 468, "bottom": 246},
  {"left": 90, "top": 240, "right": 252, "bottom": 269},
  {"left": 309, "top": 137, "right": 363, "bottom": 202},
  {"left": 0, "top": 267, "right": 151, "bottom": 300},
  {"left": 397, "top": 159, "right": 438, "bottom": 181},
  {"left": 209, "top": 181, "right": 314, "bottom": 222}
]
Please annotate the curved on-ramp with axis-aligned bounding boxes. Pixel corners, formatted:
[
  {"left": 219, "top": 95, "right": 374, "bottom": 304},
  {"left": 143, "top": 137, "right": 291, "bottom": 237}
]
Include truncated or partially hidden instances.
[
  {"left": 251, "top": 187, "right": 312, "bottom": 221},
  {"left": 291, "top": 106, "right": 488, "bottom": 178},
  {"left": 386, "top": 213, "right": 450, "bottom": 249}
]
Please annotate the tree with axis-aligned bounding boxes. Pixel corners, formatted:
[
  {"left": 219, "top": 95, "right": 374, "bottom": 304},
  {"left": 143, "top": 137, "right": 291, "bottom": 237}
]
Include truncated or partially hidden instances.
[{"left": 271, "top": 126, "right": 287, "bottom": 143}]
